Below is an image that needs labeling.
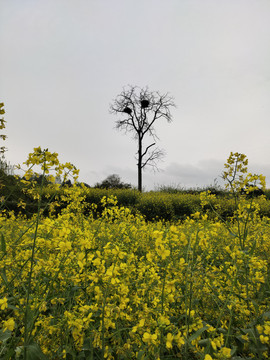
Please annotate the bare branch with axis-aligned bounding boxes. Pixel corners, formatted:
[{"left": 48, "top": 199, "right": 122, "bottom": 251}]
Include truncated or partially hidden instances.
[
  {"left": 141, "top": 142, "right": 155, "bottom": 159},
  {"left": 141, "top": 147, "right": 165, "bottom": 170}
]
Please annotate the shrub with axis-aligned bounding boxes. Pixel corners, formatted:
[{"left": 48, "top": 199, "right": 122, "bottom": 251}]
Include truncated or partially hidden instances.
[
  {"left": 170, "top": 193, "right": 201, "bottom": 220},
  {"left": 94, "top": 174, "right": 132, "bottom": 189},
  {"left": 135, "top": 192, "right": 174, "bottom": 221}
]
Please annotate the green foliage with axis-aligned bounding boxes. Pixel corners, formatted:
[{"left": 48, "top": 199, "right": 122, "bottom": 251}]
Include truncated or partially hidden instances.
[
  {"left": 135, "top": 192, "right": 175, "bottom": 221},
  {"left": 0, "top": 169, "right": 52, "bottom": 217},
  {"left": 135, "top": 192, "right": 200, "bottom": 221},
  {"left": 94, "top": 174, "right": 132, "bottom": 189},
  {"left": 156, "top": 184, "right": 186, "bottom": 194},
  {"left": 80, "top": 189, "right": 270, "bottom": 222},
  {"left": 157, "top": 182, "right": 227, "bottom": 197},
  {"left": 1, "top": 147, "right": 270, "bottom": 223},
  {"left": 2, "top": 178, "right": 270, "bottom": 221},
  {"left": 170, "top": 193, "right": 201, "bottom": 220},
  {"left": 0, "top": 169, "right": 25, "bottom": 211}
]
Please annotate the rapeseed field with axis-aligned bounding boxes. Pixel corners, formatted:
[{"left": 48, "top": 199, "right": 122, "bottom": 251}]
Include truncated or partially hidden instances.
[{"left": 1, "top": 149, "right": 270, "bottom": 359}]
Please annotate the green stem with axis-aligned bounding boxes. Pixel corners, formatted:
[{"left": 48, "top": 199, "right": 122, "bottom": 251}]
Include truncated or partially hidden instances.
[
  {"left": 159, "top": 267, "right": 167, "bottom": 359},
  {"left": 23, "top": 168, "right": 45, "bottom": 358},
  {"left": 101, "top": 285, "right": 109, "bottom": 359}
]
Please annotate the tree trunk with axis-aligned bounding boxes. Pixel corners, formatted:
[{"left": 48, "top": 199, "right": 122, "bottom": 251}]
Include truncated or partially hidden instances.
[{"left": 138, "top": 137, "right": 142, "bottom": 192}]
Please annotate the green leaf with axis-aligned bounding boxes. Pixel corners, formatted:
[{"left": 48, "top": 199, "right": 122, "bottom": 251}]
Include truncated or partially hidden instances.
[
  {"left": 262, "top": 311, "right": 270, "bottom": 319},
  {"left": 198, "top": 338, "right": 210, "bottom": 347},
  {"left": 0, "top": 269, "right": 8, "bottom": 286},
  {"left": 25, "top": 342, "right": 48, "bottom": 360},
  {"left": 217, "top": 327, "right": 227, "bottom": 334},
  {"left": 230, "top": 345, "right": 238, "bottom": 356},
  {"left": 189, "top": 325, "right": 208, "bottom": 342},
  {"left": 137, "top": 349, "right": 146, "bottom": 360},
  {"left": 82, "top": 336, "right": 92, "bottom": 351},
  {"left": 0, "top": 328, "right": 12, "bottom": 342},
  {"left": 1, "top": 232, "right": 6, "bottom": 254},
  {"left": 241, "top": 327, "right": 257, "bottom": 341}
]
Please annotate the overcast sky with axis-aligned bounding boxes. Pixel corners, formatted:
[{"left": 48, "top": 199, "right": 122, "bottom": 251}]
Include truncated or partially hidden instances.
[{"left": 1, "top": 0, "right": 270, "bottom": 190}]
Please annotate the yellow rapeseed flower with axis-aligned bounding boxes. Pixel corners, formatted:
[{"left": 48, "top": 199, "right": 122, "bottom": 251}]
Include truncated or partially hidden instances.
[
  {"left": 3, "top": 318, "right": 15, "bottom": 332},
  {"left": 142, "top": 332, "right": 157, "bottom": 344},
  {"left": 220, "top": 347, "right": 231, "bottom": 358},
  {"left": 58, "top": 241, "right": 72, "bottom": 251},
  {"left": 0, "top": 297, "right": 8, "bottom": 310},
  {"left": 260, "top": 334, "right": 269, "bottom": 344},
  {"left": 166, "top": 333, "right": 174, "bottom": 349},
  {"left": 264, "top": 324, "right": 270, "bottom": 335},
  {"left": 139, "top": 319, "right": 145, "bottom": 327}
]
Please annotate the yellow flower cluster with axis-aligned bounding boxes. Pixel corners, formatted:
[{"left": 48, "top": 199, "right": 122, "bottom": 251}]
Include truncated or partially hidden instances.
[
  {"left": 20, "top": 147, "right": 79, "bottom": 186},
  {"left": 222, "top": 152, "right": 266, "bottom": 193},
  {"left": 1, "top": 193, "right": 270, "bottom": 359},
  {"left": 1, "top": 150, "right": 270, "bottom": 359}
]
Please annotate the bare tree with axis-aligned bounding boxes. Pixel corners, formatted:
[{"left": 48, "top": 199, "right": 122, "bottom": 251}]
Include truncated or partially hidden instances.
[{"left": 110, "top": 86, "right": 175, "bottom": 191}]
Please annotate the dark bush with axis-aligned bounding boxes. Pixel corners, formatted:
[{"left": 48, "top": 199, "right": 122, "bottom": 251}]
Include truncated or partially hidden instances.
[
  {"left": 94, "top": 174, "right": 132, "bottom": 189},
  {"left": 171, "top": 194, "right": 201, "bottom": 220}
]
